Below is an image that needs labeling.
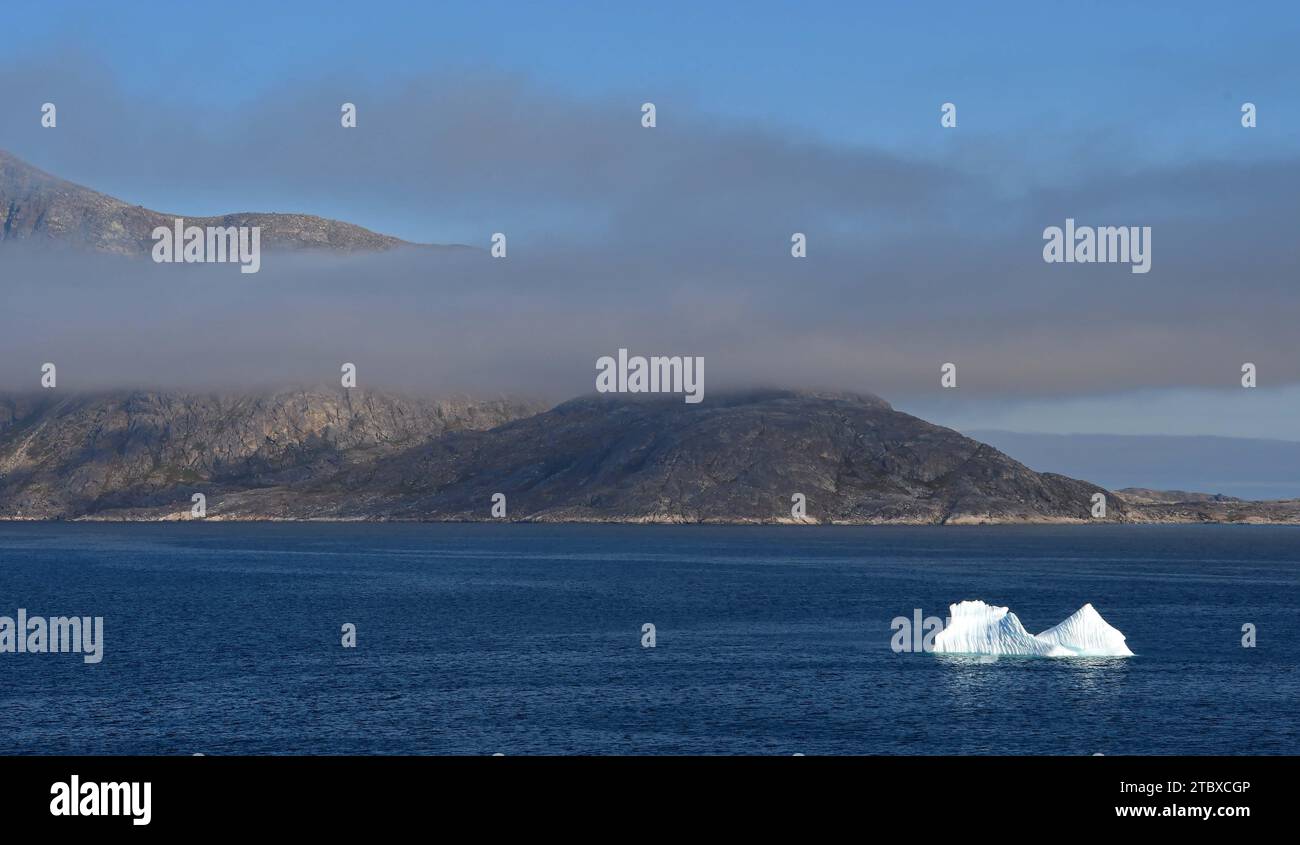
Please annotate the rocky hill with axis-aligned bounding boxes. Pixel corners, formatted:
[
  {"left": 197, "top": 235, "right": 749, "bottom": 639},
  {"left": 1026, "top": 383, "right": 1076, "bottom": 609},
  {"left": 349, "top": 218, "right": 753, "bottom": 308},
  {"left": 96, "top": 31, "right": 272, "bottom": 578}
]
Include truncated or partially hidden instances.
[
  {"left": 0, "top": 388, "right": 1162, "bottom": 522},
  {"left": 3, "top": 388, "right": 1295, "bottom": 523},
  {"left": 282, "top": 390, "right": 1124, "bottom": 523},
  {"left": 0, "top": 389, "right": 541, "bottom": 518},
  {"left": 0, "top": 149, "right": 457, "bottom": 255}
]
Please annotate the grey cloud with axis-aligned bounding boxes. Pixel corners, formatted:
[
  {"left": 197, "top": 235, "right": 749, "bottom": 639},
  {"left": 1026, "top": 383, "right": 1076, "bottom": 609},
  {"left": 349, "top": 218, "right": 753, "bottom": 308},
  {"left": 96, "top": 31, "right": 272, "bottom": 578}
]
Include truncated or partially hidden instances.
[{"left": 1, "top": 54, "right": 1297, "bottom": 403}]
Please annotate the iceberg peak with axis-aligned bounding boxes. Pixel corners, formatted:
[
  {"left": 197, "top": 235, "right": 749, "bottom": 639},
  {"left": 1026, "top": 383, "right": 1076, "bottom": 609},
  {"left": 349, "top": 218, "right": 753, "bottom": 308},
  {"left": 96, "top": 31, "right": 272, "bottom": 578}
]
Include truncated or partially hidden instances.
[
  {"left": 1035, "top": 602, "right": 1134, "bottom": 657},
  {"left": 931, "top": 600, "right": 1133, "bottom": 658}
]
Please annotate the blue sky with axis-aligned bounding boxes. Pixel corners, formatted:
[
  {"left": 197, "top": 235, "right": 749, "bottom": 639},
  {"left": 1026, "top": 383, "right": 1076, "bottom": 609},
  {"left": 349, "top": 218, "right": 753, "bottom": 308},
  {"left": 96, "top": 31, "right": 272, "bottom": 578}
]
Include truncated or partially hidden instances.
[
  {"left": 10, "top": 0, "right": 1299, "bottom": 159},
  {"left": 3, "top": 1, "right": 1299, "bottom": 441},
  {"left": 6, "top": 1, "right": 1297, "bottom": 241}
]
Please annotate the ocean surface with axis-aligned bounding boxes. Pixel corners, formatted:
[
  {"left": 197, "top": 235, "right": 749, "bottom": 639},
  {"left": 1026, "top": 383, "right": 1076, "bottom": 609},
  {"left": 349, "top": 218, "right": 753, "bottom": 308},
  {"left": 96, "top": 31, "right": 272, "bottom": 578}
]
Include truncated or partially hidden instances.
[{"left": 0, "top": 523, "right": 1295, "bottom": 755}]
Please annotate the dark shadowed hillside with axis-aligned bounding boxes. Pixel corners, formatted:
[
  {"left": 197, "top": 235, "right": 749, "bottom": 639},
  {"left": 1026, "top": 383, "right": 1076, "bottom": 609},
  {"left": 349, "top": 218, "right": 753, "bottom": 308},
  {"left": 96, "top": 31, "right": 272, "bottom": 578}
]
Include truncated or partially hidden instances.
[{"left": 290, "top": 390, "right": 1123, "bottom": 523}]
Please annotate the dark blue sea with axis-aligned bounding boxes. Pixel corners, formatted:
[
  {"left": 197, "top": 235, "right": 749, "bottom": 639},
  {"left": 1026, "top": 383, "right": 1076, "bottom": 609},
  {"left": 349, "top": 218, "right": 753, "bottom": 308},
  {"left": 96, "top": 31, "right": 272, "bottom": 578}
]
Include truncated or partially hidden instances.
[{"left": 0, "top": 523, "right": 1295, "bottom": 755}]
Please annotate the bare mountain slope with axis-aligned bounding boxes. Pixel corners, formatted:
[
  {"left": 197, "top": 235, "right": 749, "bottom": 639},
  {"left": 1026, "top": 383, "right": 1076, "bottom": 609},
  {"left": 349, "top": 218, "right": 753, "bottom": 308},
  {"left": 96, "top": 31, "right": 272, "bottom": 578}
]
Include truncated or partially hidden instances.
[
  {"left": 0, "top": 149, "right": 457, "bottom": 255},
  {"left": 0, "top": 389, "right": 1122, "bottom": 523},
  {"left": 3, "top": 388, "right": 1296, "bottom": 523},
  {"left": 0, "top": 389, "right": 542, "bottom": 518}
]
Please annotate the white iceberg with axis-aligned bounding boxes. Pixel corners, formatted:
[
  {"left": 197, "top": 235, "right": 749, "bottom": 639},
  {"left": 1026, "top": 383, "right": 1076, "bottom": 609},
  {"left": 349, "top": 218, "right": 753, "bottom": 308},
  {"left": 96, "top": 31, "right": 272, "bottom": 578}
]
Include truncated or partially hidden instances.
[
  {"left": 1036, "top": 603, "right": 1135, "bottom": 657},
  {"left": 930, "top": 600, "right": 1063, "bottom": 656},
  {"left": 931, "top": 600, "right": 1133, "bottom": 657}
]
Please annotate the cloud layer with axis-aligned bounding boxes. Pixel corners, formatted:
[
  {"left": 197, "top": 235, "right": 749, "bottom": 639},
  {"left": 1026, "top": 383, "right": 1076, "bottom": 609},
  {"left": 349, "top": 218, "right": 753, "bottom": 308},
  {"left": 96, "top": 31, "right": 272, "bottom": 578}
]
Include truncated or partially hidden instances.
[{"left": 2, "top": 55, "right": 1297, "bottom": 405}]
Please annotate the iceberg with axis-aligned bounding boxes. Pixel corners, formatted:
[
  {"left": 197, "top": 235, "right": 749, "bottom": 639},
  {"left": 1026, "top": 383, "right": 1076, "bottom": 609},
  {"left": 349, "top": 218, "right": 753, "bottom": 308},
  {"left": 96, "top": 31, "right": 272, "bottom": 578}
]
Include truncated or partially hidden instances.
[
  {"left": 1036, "top": 603, "right": 1135, "bottom": 657},
  {"left": 930, "top": 600, "right": 1063, "bottom": 656},
  {"left": 931, "top": 600, "right": 1133, "bottom": 657}
]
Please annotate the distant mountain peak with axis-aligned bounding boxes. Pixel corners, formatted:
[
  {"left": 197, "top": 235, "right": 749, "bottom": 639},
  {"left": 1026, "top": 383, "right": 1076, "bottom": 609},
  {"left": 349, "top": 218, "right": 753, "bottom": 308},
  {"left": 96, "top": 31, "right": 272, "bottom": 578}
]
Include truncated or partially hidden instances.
[{"left": 0, "top": 148, "right": 462, "bottom": 256}]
